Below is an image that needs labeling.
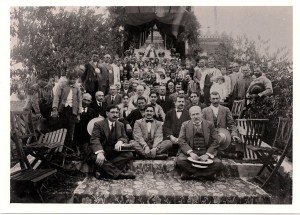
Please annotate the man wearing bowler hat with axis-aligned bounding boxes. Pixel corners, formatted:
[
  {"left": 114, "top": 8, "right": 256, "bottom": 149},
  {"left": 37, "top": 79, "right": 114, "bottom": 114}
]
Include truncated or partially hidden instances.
[{"left": 176, "top": 106, "right": 222, "bottom": 180}]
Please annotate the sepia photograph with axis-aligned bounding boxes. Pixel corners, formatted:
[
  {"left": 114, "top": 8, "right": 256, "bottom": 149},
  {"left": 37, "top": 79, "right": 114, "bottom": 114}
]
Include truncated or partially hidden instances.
[{"left": 4, "top": 0, "right": 299, "bottom": 213}]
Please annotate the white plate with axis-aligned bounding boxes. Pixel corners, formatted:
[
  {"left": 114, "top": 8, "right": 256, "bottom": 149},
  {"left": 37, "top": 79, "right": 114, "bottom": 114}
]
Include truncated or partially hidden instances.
[
  {"left": 188, "top": 157, "right": 214, "bottom": 165},
  {"left": 192, "top": 163, "right": 208, "bottom": 169}
]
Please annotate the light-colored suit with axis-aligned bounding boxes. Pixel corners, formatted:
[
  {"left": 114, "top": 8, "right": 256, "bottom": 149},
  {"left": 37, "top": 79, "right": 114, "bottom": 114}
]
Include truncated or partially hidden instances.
[
  {"left": 178, "top": 120, "right": 219, "bottom": 156},
  {"left": 52, "top": 83, "right": 82, "bottom": 115},
  {"left": 176, "top": 119, "right": 222, "bottom": 178},
  {"left": 130, "top": 118, "right": 172, "bottom": 157},
  {"left": 202, "top": 105, "right": 238, "bottom": 137},
  {"left": 202, "top": 105, "right": 242, "bottom": 153}
]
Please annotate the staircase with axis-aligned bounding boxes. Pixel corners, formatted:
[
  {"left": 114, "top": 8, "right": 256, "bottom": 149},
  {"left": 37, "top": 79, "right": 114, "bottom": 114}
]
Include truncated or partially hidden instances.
[{"left": 72, "top": 158, "right": 271, "bottom": 204}]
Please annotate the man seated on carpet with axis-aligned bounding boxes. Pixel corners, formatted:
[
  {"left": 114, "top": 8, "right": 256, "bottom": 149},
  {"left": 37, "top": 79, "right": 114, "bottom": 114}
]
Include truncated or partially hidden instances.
[
  {"left": 163, "top": 96, "right": 191, "bottom": 156},
  {"left": 87, "top": 105, "right": 135, "bottom": 180},
  {"left": 176, "top": 106, "right": 222, "bottom": 180},
  {"left": 130, "top": 104, "right": 172, "bottom": 159},
  {"left": 202, "top": 91, "right": 242, "bottom": 159}
]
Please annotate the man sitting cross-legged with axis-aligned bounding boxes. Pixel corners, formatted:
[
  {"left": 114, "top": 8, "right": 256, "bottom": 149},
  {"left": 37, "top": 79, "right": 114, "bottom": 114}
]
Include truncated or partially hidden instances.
[
  {"left": 176, "top": 106, "right": 222, "bottom": 180},
  {"left": 87, "top": 105, "right": 135, "bottom": 180},
  {"left": 130, "top": 104, "right": 172, "bottom": 159}
]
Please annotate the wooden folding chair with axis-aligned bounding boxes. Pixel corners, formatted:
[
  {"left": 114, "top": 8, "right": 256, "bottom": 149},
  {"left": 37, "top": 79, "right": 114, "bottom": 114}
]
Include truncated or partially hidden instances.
[
  {"left": 10, "top": 111, "right": 67, "bottom": 169},
  {"left": 248, "top": 117, "right": 292, "bottom": 188},
  {"left": 10, "top": 132, "right": 57, "bottom": 202},
  {"left": 231, "top": 100, "right": 245, "bottom": 120},
  {"left": 236, "top": 119, "right": 269, "bottom": 160}
]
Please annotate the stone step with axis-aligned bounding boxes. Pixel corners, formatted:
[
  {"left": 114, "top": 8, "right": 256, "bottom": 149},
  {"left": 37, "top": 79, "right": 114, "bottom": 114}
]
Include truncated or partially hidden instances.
[{"left": 72, "top": 174, "right": 271, "bottom": 204}]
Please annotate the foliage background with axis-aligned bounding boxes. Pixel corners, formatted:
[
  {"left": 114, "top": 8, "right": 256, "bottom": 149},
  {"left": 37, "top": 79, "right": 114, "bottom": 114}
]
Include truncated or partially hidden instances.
[{"left": 11, "top": 6, "right": 292, "bottom": 152}]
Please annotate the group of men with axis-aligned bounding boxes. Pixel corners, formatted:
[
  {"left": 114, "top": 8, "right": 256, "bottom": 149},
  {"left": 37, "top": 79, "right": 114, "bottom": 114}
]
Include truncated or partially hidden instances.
[{"left": 23, "top": 52, "right": 274, "bottom": 181}]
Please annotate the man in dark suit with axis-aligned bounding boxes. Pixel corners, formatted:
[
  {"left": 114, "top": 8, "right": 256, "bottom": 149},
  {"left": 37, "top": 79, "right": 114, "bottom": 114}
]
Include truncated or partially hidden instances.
[
  {"left": 130, "top": 104, "right": 172, "bottom": 159},
  {"left": 81, "top": 51, "right": 100, "bottom": 100},
  {"left": 185, "top": 91, "right": 207, "bottom": 111},
  {"left": 105, "top": 85, "right": 122, "bottom": 106},
  {"left": 98, "top": 54, "right": 111, "bottom": 95},
  {"left": 156, "top": 85, "right": 175, "bottom": 114},
  {"left": 74, "top": 93, "right": 98, "bottom": 156},
  {"left": 202, "top": 91, "right": 242, "bottom": 159},
  {"left": 90, "top": 91, "right": 107, "bottom": 117},
  {"left": 88, "top": 105, "right": 135, "bottom": 180},
  {"left": 126, "top": 96, "right": 147, "bottom": 129},
  {"left": 163, "top": 96, "right": 191, "bottom": 156},
  {"left": 176, "top": 106, "right": 222, "bottom": 180},
  {"left": 120, "top": 80, "right": 132, "bottom": 95}
]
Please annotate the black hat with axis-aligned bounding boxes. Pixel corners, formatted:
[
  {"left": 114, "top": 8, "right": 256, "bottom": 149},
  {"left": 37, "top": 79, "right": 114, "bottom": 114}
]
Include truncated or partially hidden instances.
[{"left": 248, "top": 83, "right": 265, "bottom": 95}]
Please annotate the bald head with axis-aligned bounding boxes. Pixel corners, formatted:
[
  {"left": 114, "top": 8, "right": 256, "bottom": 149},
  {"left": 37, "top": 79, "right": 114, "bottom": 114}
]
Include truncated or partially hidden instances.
[
  {"left": 189, "top": 106, "right": 203, "bottom": 125},
  {"left": 95, "top": 91, "right": 104, "bottom": 102},
  {"left": 82, "top": 93, "right": 92, "bottom": 107}
]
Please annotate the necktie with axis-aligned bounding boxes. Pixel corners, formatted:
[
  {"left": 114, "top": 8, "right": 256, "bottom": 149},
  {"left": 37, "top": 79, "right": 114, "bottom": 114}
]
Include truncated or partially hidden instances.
[
  {"left": 161, "top": 96, "right": 164, "bottom": 102},
  {"left": 110, "top": 123, "right": 115, "bottom": 132},
  {"left": 123, "top": 107, "right": 128, "bottom": 118},
  {"left": 146, "top": 120, "right": 153, "bottom": 123},
  {"left": 83, "top": 107, "right": 87, "bottom": 113},
  {"left": 111, "top": 96, "right": 114, "bottom": 103},
  {"left": 98, "top": 102, "right": 102, "bottom": 108},
  {"left": 177, "top": 109, "right": 183, "bottom": 112}
]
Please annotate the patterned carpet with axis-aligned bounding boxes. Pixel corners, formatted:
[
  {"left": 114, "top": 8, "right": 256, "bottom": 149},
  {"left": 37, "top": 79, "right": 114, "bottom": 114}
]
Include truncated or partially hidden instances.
[
  {"left": 72, "top": 158, "right": 271, "bottom": 204},
  {"left": 73, "top": 175, "right": 271, "bottom": 204}
]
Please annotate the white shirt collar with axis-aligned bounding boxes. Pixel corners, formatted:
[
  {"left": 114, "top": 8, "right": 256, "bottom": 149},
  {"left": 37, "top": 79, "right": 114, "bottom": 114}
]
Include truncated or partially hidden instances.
[
  {"left": 210, "top": 104, "right": 219, "bottom": 116},
  {"left": 108, "top": 120, "right": 115, "bottom": 127}
]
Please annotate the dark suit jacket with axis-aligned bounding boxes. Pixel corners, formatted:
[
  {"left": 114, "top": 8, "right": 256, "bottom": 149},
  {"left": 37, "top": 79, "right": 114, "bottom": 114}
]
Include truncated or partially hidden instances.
[
  {"left": 156, "top": 95, "right": 175, "bottom": 114},
  {"left": 105, "top": 94, "right": 122, "bottom": 106},
  {"left": 98, "top": 63, "right": 109, "bottom": 94},
  {"left": 163, "top": 108, "right": 191, "bottom": 140},
  {"left": 202, "top": 105, "right": 238, "bottom": 137},
  {"left": 82, "top": 62, "right": 98, "bottom": 93},
  {"left": 90, "top": 101, "right": 107, "bottom": 117},
  {"left": 89, "top": 119, "right": 128, "bottom": 153},
  {"left": 74, "top": 107, "right": 98, "bottom": 145},
  {"left": 178, "top": 119, "right": 219, "bottom": 156}
]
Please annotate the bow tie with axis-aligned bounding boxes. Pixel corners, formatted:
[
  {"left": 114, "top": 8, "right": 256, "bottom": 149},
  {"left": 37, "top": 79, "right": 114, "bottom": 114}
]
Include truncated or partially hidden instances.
[
  {"left": 177, "top": 109, "right": 183, "bottom": 112},
  {"left": 146, "top": 120, "right": 153, "bottom": 123}
]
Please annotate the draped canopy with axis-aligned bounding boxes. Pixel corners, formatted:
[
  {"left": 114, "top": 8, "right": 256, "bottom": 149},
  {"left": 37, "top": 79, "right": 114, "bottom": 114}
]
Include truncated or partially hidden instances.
[{"left": 124, "top": 6, "right": 190, "bottom": 27}]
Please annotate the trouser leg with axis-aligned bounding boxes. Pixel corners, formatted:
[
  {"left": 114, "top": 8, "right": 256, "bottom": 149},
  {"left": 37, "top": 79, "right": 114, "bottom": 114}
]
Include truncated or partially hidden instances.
[
  {"left": 129, "top": 140, "right": 146, "bottom": 156},
  {"left": 156, "top": 140, "right": 173, "bottom": 155},
  {"left": 60, "top": 107, "right": 77, "bottom": 150}
]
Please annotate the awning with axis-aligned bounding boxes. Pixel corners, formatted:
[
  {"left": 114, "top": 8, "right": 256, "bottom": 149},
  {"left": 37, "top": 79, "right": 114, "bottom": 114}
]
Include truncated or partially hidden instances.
[{"left": 124, "top": 6, "right": 189, "bottom": 26}]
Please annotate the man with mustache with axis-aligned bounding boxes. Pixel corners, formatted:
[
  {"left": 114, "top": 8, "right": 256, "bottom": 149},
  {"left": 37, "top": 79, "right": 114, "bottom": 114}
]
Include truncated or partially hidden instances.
[
  {"left": 202, "top": 91, "right": 242, "bottom": 159},
  {"left": 176, "top": 106, "right": 222, "bottom": 180},
  {"left": 87, "top": 105, "right": 135, "bottom": 180},
  {"left": 130, "top": 104, "right": 172, "bottom": 159},
  {"left": 163, "top": 96, "right": 191, "bottom": 156}
]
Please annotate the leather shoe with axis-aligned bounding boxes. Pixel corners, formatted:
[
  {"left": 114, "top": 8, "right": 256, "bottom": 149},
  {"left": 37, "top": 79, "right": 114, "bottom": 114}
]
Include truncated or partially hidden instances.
[{"left": 117, "top": 172, "right": 136, "bottom": 180}]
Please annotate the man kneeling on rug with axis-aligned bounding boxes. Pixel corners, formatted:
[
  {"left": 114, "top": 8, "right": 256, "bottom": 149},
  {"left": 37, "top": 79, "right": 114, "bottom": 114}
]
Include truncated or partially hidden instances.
[
  {"left": 176, "top": 106, "right": 222, "bottom": 180},
  {"left": 130, "top": 104, "right": 172, "bottom": 159},
  {"left": 87, "top": 105, "right": 135, "bottom": 180}
]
